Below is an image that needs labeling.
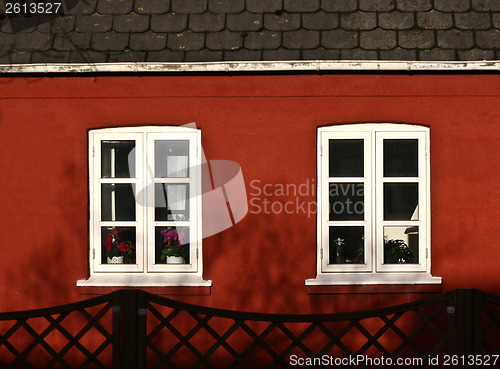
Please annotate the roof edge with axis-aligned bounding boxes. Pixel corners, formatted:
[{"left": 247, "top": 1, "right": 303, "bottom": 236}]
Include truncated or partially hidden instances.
[{"left": 1, "top": 60, "right": 499, "bottom": 74}]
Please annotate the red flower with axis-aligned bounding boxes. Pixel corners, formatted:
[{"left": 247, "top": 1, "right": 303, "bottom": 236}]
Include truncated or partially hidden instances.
[
  {"left": 117, "top": 242, "right": 130, "bottom": 253},
  {"left": 105, "top": 230, "right": 120, "bottom": 252}
]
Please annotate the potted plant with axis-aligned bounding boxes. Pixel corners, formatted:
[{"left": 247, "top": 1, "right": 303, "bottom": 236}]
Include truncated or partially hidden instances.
[
  {"left": 105, "top": 229, "right": 135, "bottom": 264},
  {"left": 384, "top": 237, "right": 414, "bottom": 264},
  {"left": 160, "top": 228, "right": 188, "bottom": 264}
]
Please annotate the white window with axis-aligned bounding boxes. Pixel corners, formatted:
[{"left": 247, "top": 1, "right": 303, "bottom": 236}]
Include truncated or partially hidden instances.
[
  {"left": 78, "top": 126, "right": 211, "bottom": 287},
  {"left": 307, "top": 124, "right": 441, "bottom": 286}
]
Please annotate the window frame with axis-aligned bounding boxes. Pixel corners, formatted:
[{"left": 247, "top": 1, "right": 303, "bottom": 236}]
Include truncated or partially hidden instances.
[
  {"left": 78, "top": 126, "right": 210, "bottom": 287},
  {"left": 307, "top": 123, "right": 441, "bottom": 286}
]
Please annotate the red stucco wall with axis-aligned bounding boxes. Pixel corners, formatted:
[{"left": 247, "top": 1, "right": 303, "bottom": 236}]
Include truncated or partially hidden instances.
[{"left": 1, "top": 74, "right": 500, "bottom": 314}]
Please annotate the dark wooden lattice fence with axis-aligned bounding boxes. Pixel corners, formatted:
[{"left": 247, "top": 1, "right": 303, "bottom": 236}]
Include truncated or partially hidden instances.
[{"left": 0, "top": 289, "right": 498, "bottom": 368}]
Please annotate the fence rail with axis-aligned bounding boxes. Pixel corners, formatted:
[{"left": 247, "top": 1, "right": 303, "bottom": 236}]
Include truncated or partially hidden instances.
[{"left": 0, "top": 289, "right": 498, "bottom": 368}]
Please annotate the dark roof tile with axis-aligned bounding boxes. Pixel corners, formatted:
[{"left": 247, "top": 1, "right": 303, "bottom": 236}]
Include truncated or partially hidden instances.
[
  {"left": 472, "top": 0, "right": 500, "bottom": 11},
  {"left": 360, "top": 29, "right": 397, "bottom": 49},
  {"left": 113, "top": 13, "right": 150, "bottom": 32},
  {"left": 3, "top": 19, "right": 37, "bottom": 33},
  {"left": 151, "top": 14, "right": 187, "bottom": 32},
  {"left": 246, "top": 0, "right": 282, "bottom": 13},
  {"left": 226, "top": 12, "right": 263, "bottom": 32},
  {"left": 0, "top": 33, "right": 15, "bottom": 51},
  {"left": 91, "top": 31, "right": 129, "bottom": 50},
  {"left": 189, "top": 13, "right": 225, "bottom": 32},
  {"left": 134, "top": 0, "right": 170, "bottom": 14},
  {"left": 398, "top": 29, "right": 435, "bottom": 49},
  {"left": 108, "top": 50, "right": 146, "bottom": 61},
  {"left": 341, "top": 49, "right": 378, "bottom": 59},
  {"left": 321, "top": 0, "right": 358, "bottom": 12},
  {"left": 167, "top": 30, "right": 205, "bottom": 50},
  {"left": 206, "top": 30, "right": 244, "bottom": 50},
  {"left": 455, "top": 11, "right": 491, "bottom": 29},
  {"left": 208, "top": 0, "right": 245, "bottom": 13},
  {"left": 417, "top": 10, "right": 453, "bottom": 29},
  {"left": 0, "top": 51, "right": 31, "bottom": 63},
  {"left": 302, "top": 11, "right": 338, "bottom": 30},
  {"left": 96, "top": 0, "right": 133, "bottom": 15},
  {"left": 283, "top": 30, "right": 320, "bottom": 49},
  {"left": 418, "top": 47, "right": 455, "bottom": 60},
  {"left": 130, "top": 31, "right": 167, "bottom": 51},
  {"left": 283, "top": 0, "right": 321, "bottom": 13},
  {"left": 15, "top": 32, "right": 52, "bottom": 51},
  {"left": 264, "top": 13, "right": 301, "bottom": 31},
  {"left": 379, "top": 47, "right": 418, "bottom": 60},
  {"left": 435, "top": 0, "right": 471, "bottom": 12},
  {"left": 378, "top": 11, "right": 415, "bottom": 30},
  {"left": 359, "top": 0, "right": 396, "bottom": 12},
  {"left": 224, "top": 49, "right": 262, "bottom": 61},
  {"left": 37, "top": 16, "right": 76, "bottom": 33},
  {"left": 341, "top": 11, "right": 377, "bottom": 31},
  {"left": 476, "top": 29, "right": 500, "bottom": 47},
  {"left": 31, "top": 50, "right": 70, "bottom": 62},
  {"left": 263, "top": 48, "right": 301, "bottom": 60},
  {"left": 458, "top": 48, "right": 495, "bottom": 59},
  {"left": 75, "top": 14, "right": 113, "bottom": 33},
  {"left": 146, "top": 49, "right": 185, "bottom": 61},
  {"left": 53, "top": 32, "right": 92, "bottom": 50},
  {"left": 69, "top": 50, "right": 108, "bottom": 62},
  {"left": 171, "top": 0, "right": 208, "bottom": 14},
  {"left": 0, "top": 20, "right": 15, "bottom": 34},
  {"left": 224, "top": 49, "right": 262, "bottom": 60},
  {"left": 322, "top": 29, "right": 358, "bottom": 49},
  {"left": 396, "top": 0, "right": 433, "bottom": 12},
  {"left": 437, "top": 29, "right": 474, "bottom": 49},
  {"left": 64, "top": 0, "right": 97, "bottom": 15},
  {"left": 185, "top": 49, "right": 223, "bottom": 60},
  {"left": 302, "top": 47, "right": 340, "bottom": 59},
  {"left": 244, "top": 31, "right": 281, "bottom": 50}
]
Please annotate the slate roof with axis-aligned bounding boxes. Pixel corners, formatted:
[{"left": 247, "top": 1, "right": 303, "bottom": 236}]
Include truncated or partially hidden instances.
[{"left": 1, "top": 0, "right": 500, "bottom": 64}]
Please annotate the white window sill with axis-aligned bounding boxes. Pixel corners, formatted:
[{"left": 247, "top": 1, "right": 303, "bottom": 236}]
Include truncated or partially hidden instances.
[
  {"left": 77, "top": 273, "right": 212, "bottom": 287},
  {"left": 306, "top": 273, "right": 442, "bottom": 286}
]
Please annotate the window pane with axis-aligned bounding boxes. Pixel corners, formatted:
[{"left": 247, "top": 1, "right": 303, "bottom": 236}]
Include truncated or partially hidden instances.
[
  {"left": 384, "top": 226, "right": 419, "bottom": 264},
  {"left": 329, "top": 226, "right": 364, "bottom": 264},
  {"left": 101, "top": 184, "right": 136, "bottom": 221},
  {"left": 155, "top": 226, "right": 190, "bottom": 264},
  {"left": 384, "top": 139, "right": 418, "bottom": 177},
  {"left": 101, "top": 141, "right": 135, "bottom": 178},
  {"left": 329, "top": 183, "right": 364, "bottom": 221},
  {"left": 155, "top": 140, "right": 189, "bottom": 178},
  {"left": 329, "top": 139, "right": 364, "bottom": 177},
  {"left": 384, "top": 183, "right": 419, "bottom": 220},
  {"left": 155, "top": 183, "right": 190, "bottom": 221},
  {"left": 101, "top": 227, "right": 136, "bottom": 264}
]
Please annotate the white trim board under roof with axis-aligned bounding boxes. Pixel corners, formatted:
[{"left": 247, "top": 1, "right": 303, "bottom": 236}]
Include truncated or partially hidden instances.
[{"left": 1, "top": 60, "right": 500, "bottom": 74}]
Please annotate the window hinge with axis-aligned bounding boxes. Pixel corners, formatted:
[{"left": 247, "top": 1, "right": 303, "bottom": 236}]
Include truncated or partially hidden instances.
[
  {"left": 426, "top": 248, "right": 429, "bottom": 259},
  {"left": 320, "top": 145, "right": 323, "bottom": 157},
  {"left": 425, "top": 145, "right": 428, "bottom": 157},
  {"left": 320, "top": 248, "right": 323, "bottom": 259},
  {"left": 92, "top": 249, "right": 95, "bottom": 259},
  {"left": 196, "top": 248, "right": 199, "bottom": 259},
  {"left": 92, "top": 147, "right": 95, "bottom": 157}
]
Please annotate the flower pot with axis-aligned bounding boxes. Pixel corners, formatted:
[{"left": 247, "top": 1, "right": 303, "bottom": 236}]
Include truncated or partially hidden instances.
[
  {"left": 107, "top": 256, "right": 124, "bottom": 264},
  {"left": 166, "top": 256, "right": 185, "bottom": 264}
]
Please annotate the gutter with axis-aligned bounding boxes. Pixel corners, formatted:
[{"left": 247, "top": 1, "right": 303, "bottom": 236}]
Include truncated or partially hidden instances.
[{"left": 0, "top": 60, "right": 499, "bottom": 74}]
